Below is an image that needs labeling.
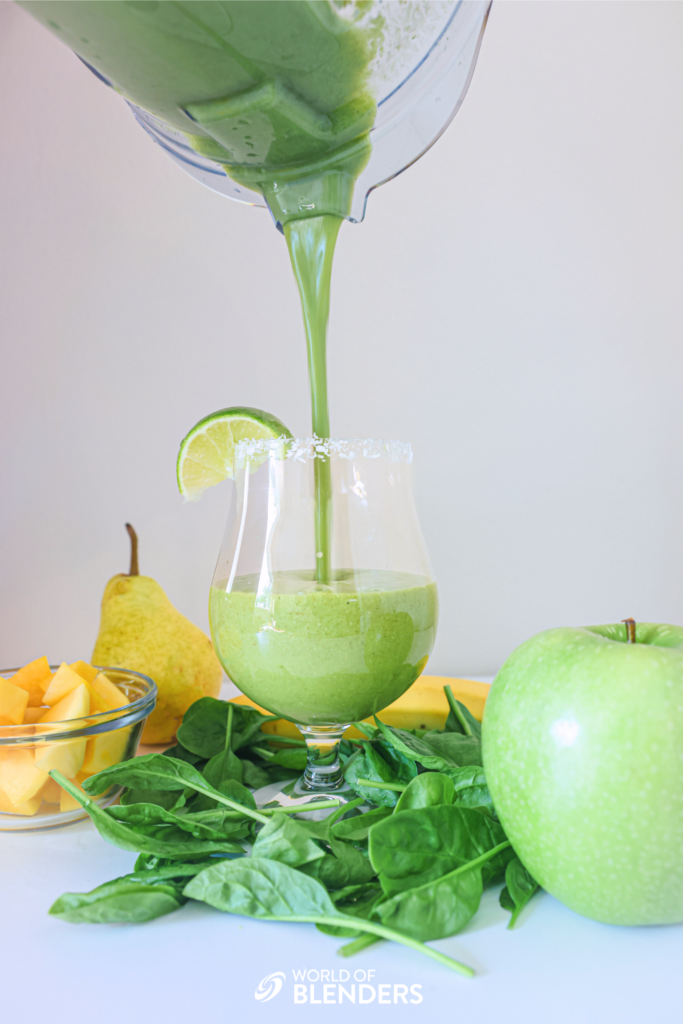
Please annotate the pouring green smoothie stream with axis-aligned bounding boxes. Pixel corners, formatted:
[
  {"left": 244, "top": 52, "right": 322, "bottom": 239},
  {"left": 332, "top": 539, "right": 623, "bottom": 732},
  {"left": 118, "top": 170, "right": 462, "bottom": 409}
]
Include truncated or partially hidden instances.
[
  {"left": 21, "top": 0, "right": 377, "bottom": 579},
  {"left": 20, "top": 1, "right": 478, "bottom": 785}
]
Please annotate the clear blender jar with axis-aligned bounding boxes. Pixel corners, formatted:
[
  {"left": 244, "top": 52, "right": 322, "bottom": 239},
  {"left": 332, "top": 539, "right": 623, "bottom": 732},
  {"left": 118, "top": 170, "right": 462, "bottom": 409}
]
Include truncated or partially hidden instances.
[{"left": 19, "top": 1, "right": 491, "bottom": 227}]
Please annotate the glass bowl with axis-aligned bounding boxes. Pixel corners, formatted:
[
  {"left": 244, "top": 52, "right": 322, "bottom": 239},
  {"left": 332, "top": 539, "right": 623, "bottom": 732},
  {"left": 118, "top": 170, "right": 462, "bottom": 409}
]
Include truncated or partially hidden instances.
[{"left": 0, "top": 666, "right": 156, "bottom": 831}]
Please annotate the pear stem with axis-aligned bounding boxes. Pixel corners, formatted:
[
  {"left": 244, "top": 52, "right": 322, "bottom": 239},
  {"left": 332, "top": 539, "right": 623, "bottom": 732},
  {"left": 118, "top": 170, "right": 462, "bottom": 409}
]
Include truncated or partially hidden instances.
[
  {"left": 622, "top": 617, "right": 636, "bottom": 643},
  {"left": 125, "top": 523, "right": 139, "bottom": 577}
]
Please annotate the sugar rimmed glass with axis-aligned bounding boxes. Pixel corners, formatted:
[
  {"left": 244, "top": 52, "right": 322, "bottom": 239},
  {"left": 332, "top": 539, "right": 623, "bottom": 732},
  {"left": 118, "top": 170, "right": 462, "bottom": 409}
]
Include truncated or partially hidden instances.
[{"left": 209, "top": 438, "right": 438, "bottom": 793}]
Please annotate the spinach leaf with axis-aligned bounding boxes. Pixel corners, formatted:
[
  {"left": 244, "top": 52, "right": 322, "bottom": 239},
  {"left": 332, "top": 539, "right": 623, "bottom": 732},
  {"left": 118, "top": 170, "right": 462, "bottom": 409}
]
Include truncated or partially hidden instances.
[
  {"left": 373, "top": 718, "right": 459, "bottom": 772},
  {"left": 317, "top": 884, "right": 385, "bottom": 938},
  {"left": 239, "top": 758, "right": 272, "bottom": 790},
  {"left": 108, "top": 804, "right": 249, "bottom": 842},
  {"left": 183, "top": 858, "right": 475, "bottom": 978},
  {"left": 344, "top": 745, "right": 400, "bottom": 806},
  {"left": 176, "top": 698, "right": 274, "bottom": 758},
  {"left": 395, "top": 773, "right": 455, "bottom": 813},
  {"left": 203, "top": 704, "right": 244, "bottom": 788},
  {"left": 352, "top": 722, "right": 378, "bottom": 740},
  {"left": 499, "top": 857, "right": 540, "bottom": 928},
  {"left": 441, "top": 765, "right": 494, "bottom": 814},
  {"left": 77, "top": 756, "right": 268, "bottom": 823},
  {"left": 53, "top": 774, "right": 246, "bottom": 857},
  {"left": 119, "top": 788, "right": 182, "bottom": 811},
  {"left": 184, "top": 856, "right": 339, "bottom": 918},
  {"left": 49, "top": 882, "right": 184, "bottom": 924},
  {"left": 377, "top": 865, "right": 482, "bottom": 941},
  {"left": 252, "top": 746, "right": 308, "bottom": 771},
  {"left": 162, "top": 744, "right": 206, "bottom": 766},
  {"left": 377, "top": 739, "right": 418, "bottom": 786},
  {"left": 421, "top": 731, "right": 483, "bottom": 767},
  {"left": 444, "top": 686, "right": 482, "bottom": 740},
  {"left": 369, "top": 805, "right": 510, "bottom": 896},
  {"left": 330, "top": 807, "right": 393, "bottom": 842},
  {"left": 302, "top": 837, "right": 376, "bottom": 890},
  {"left": 251, "top": 815, "right": 326, "bottom": 868}
]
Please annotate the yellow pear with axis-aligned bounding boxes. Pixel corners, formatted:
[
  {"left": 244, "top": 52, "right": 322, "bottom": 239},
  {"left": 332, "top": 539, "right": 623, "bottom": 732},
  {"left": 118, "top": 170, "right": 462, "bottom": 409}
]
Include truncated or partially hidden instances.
[{"left": 92, "top": 524, "right": 222, "bottom": 744}]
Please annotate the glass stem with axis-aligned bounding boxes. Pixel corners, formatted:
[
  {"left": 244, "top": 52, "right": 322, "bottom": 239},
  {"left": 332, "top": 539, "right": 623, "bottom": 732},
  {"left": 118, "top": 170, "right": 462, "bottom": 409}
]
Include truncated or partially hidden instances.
[{"left": 297, "top": 725, "right": 349, "bottom": 791}]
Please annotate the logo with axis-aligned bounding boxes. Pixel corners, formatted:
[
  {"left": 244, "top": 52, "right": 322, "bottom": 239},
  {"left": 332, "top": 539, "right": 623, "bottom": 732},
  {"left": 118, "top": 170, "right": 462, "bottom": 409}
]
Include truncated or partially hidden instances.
[{"left": 254, "top": 972, "right": 286, "bottom": 1003}]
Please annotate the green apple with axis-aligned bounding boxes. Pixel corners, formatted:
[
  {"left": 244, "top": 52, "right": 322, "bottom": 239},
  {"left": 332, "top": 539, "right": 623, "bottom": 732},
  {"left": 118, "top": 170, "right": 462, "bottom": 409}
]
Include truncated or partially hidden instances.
[{"left": 482, "top": 621, "right": 683, "bottom": 925}]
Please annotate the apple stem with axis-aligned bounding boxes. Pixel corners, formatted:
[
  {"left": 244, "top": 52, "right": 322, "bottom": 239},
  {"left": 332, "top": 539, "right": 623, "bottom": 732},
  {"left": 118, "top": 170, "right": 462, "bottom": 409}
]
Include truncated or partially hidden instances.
[
  {"left": 125, "top": 523, "right": 139, "bottom": 577},
  {"left": 622, "top": 617, "right": 636, "bottom": 643}
]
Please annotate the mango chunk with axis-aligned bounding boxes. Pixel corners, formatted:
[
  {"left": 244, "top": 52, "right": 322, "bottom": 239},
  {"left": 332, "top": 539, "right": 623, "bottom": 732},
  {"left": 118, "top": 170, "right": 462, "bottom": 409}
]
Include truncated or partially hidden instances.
[
  {"left": 82, "top": 726, "right": 131, "bottom": 775},
  {"left": 59, "top": 774, "right": 93, "bottom": 813},
  {"left": 23, "top": 707, "right": 49, "bottom": 724},
  {"left": 43, "top": 663, "right": 88, "bottom": 708},
  {"left": 0, "top": 750, "right": 49, "bottom": 804},
  {"left": 35, "top": 738, "right": 87, "bottom": 778},
  {"left": 0, "top": 677, "right": 30, "bottom": 725},
  {"left": 39, "top": 776, "right": 63, "bottom": 803},
  {"left": 91, "top": 673, "right": 129, "bottom": 711},
  {"left": 35, "top": 683, "right": 90, "bottom": 778},
  {"left": 9, "top": 656, "right": 52, "bottom": 708},
  {"left": 38, "top": 682, "right": 90, "bottom": 723},
  {"left": 0, "top": 785, "right": 42, "bottom": 816},
  {"left": 69, "top": 660, "right": 99, "bottom": 685}
]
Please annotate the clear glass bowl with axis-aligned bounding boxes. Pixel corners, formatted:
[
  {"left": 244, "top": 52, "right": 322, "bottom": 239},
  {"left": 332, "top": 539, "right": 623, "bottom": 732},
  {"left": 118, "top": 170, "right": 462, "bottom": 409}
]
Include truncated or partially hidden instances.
[{"left": 0, "top": 667, "right": 156, "bottom": 831}]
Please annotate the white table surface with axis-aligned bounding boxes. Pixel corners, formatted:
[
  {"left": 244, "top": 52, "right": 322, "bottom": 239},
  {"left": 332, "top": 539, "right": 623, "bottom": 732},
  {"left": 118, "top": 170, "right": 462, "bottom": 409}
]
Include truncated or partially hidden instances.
[{"left": 3, "top": 680, "right": 682, "bottom": 1024}]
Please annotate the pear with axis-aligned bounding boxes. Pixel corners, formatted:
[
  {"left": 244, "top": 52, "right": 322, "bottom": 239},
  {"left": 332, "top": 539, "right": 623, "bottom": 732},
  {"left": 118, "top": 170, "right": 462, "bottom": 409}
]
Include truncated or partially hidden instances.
[{"left": 92, "top": 524, "right": 222, "bottom": 744}]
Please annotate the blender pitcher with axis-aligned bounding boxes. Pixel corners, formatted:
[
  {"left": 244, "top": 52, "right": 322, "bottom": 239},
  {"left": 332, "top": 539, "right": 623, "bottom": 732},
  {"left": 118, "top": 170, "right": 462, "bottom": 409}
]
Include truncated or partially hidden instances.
[{"left": 18, "top": 1, "right": 491, "bottom": 228}]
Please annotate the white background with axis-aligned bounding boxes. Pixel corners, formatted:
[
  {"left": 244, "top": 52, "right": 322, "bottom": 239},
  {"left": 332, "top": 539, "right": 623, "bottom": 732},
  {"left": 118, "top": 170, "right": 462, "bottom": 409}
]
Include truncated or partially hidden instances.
[{"left": 2, "top": 2, "right": 683, "bottom": 675}]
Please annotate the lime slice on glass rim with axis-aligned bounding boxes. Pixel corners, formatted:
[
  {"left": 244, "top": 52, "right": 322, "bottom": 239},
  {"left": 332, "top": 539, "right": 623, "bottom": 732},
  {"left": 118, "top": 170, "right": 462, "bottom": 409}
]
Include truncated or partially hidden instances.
[{"left": 177, "top": 407, "right": 292, "bottom": 501}]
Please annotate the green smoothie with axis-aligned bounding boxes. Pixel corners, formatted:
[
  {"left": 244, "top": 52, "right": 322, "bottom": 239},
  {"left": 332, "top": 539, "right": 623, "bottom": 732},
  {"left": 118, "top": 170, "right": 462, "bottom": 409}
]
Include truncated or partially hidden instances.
[
  {"left": 23, "top": 3, "right": 437, "bottom": 732},
  {"left": 210, "top": 569, "right": 438, "bottom": 725}
]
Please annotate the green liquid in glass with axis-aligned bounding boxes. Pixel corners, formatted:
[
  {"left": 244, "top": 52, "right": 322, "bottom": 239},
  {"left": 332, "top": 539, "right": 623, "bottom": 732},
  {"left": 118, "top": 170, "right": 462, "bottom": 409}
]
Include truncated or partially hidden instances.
[{"left": 210, "top": 570, "right": 438, "bottom": 726}]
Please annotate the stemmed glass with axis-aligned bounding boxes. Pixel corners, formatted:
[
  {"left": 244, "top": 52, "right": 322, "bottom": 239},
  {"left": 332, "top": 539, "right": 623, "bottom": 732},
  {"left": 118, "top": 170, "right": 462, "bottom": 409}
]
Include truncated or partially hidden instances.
[{"left": 209, "top": 438, "right": 438, "bottom": 794}]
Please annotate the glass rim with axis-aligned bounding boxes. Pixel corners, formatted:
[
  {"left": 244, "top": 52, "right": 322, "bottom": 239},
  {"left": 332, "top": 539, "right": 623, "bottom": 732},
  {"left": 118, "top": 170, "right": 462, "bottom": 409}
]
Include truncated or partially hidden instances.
[{"left": 235, "top": 437, "right": 413, "bottom": 463}]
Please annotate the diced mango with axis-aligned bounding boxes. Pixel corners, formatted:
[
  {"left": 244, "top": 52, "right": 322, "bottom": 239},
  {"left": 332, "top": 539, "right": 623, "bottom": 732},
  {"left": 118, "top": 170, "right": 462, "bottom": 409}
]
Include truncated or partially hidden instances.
[
  {"left": 82, "top": 725, "right": 131, "bottom": 775},
  {"left": 91, "top": 673, "right": 129, "bottom": 711},
  {"left": 0, "top": 677, "right": 30, "bottom": 725},
  {"left": 35, "top": 737, "right": 87, "bottom": 778},
  {"left": 0, "top": 785, "right": 42, "bottom": 816},
  {"left": 43, "top": 663, "right": 88, "bottom": 708},
  {"left": 9, "top": 656, "right": 52, "bottom": 707},
  {"left": 69, "top": 660, "right": 99, "bottom": 685},
  {"left": 59, "top": 775, "right": 92, "bottom": 813},
  {"left": 23, "top": 707, "right": 49, "bottom": 724},
  {"left": 0, "top": 749, "right": 49, "bottom": 804},
  {"left": 38, "top": 682, "right": 90, "bottom": 723},
  {"left": 35, "top": 683, "right": 90, "bottom": 778},
  {"left": 39, "top": 776, "right": 63, "bottom": 803}
]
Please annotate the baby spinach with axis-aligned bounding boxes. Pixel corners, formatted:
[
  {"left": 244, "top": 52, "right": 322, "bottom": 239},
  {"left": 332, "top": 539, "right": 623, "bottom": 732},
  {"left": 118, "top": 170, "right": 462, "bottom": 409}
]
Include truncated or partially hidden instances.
[
  {"left": 344, "top": 745, "right": 400, "bottom": 806},
  {"left": 373, "top": 719, "right": 459, "bottom": 772},
  {"left": 369, "top": 804, "right": 510, "bottom": 896},
  {"left": 444, "top": 686, "right": 482, "bottom": 740},
  {"left": 378, "top": 866, "right": 483, "bottom": 942},
  {"left": 421, "top": 731, "right": 483, "bottom": 767},
  {"left": 441, "top": 765, "right": 494, "bottom": 814},
  {"left": 330, "top": 806, "right": 393, "bottom": 842},
  {"left": 202, "top": 704, "right": 244, "bottom": 788},
  {"left": 317, "top": 884, "right": 385, "bottom": 938},
  {"left": 49, "top": 881, "right": 185, "bottom": 924},
  {"left": 395, "top": 772, "right": 456, "bottom": 812},
  {"left": 108, "top": 803, "right": 248, "bottom": 842},
  {"left": 177, "top": 698, "right": 275, "bottom": 758},
  {"left": 251, "top": 815, "right": 326, "bottom": 868},
  {"left": 183, "top": 858, "right": 474, "bottom": 977},
  {"left": 499, "top": 857, "right": 540, "bottom": 927},
  {"left": 78, "top": 756, "right": 269, "bottom": 824},
  {"left": 53, "top": 774, "right": 246, "bottom": 858}
]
